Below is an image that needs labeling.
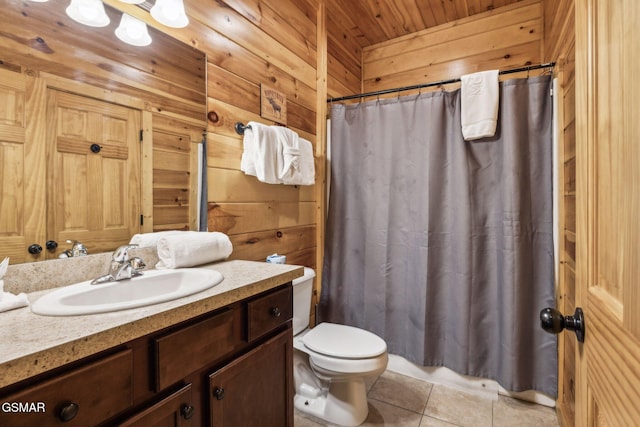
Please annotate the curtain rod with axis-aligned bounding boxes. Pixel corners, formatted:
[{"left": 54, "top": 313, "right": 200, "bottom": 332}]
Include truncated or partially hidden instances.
[{"left": 327, "top": 62, "right": 556, "bottom": 103}]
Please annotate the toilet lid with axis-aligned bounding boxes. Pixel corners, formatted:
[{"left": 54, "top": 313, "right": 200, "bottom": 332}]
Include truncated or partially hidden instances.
[{"left": 301, "top": 322, "right": 387, "bottom": 359}]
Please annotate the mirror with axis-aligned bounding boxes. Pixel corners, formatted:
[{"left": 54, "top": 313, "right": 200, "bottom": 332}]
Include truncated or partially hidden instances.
[{"left": 0, "top": 0, "right": 207, "bottom": 264}]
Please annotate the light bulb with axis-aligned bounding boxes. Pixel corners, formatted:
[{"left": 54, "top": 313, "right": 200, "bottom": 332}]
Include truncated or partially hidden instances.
[
  {"left": 65, "top": 0, "right": 110, "bottom": 27},
  {"left": 150, "top": 0, "right": 189, "bottom": 28},
  {"left": 115, "top": 13, "right": 152, "bottom": 46}
]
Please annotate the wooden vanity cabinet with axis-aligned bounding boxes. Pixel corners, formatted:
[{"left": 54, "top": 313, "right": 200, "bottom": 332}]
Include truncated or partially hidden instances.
[{"left": 0, "top": 283, "right": 294, "bottom": 427}]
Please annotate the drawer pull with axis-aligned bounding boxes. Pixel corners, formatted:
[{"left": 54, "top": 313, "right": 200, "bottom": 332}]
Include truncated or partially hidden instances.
[
  {"left": 270, "top": 307, "right": 281, "bottom": 318},
  {"left": 181, "top": 404, "right": 195, "bottom": 420},
  {"left": 213, "top": 387, "right": 225, "bottom": 400},
  {"left": 58, "top": 402, "right": 79, "bottom": 422}
]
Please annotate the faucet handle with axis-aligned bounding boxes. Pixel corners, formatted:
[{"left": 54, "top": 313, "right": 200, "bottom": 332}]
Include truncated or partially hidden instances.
[{"left": 112, "top": 244, "right": 138, "bottom": 262}]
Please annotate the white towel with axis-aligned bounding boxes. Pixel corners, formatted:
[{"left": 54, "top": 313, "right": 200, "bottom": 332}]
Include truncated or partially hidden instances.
[
  {"left": 0, "top": 279, "right": 29, "bottom": 313},
  {"left": 130, "top": 230, "right": 184, "bottom": 248},
  {"left": 0, "top": 291, "right": 29, "bottom": 313},
  {"left": 281, "top": 137, "right": 315, "bottom": 185},
  {"left": 276, "top": 128, "right": 315, "bottom": 186},
  {"left": 460, "top": 70, "right": 499, "bottom": 140},
  {"left": 156, "top": 231, "right": 233, "bottom": 269},
  {"left": 240, "top": 121, "right": 280, "bottom": 184}
]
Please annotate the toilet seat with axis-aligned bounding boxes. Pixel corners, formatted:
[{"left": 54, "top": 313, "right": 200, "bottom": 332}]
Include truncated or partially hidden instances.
[{"left": 301, "top": 322, "right": 387, "bottom": 359}]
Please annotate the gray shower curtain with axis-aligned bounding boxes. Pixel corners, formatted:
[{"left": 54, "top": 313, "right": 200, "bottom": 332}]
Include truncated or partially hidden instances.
[{"left": 320, "top": 75, "right": 557, "bottom": 397}]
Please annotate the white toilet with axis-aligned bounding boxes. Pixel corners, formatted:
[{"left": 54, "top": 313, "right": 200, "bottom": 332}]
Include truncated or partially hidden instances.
[{"left": 292, "top": 268, "right": 388, "bottom": 426}]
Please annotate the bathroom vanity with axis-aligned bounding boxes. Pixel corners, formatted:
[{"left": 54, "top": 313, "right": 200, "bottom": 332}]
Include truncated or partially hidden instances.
[{"left": 0, "top": 260, "right": 301, "bottom": 427}]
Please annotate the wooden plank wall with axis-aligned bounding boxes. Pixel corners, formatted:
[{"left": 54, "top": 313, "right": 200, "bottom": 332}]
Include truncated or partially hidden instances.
[
  {"left": 361, "top": 0, "right": 543, "bottom": 95},
  {"left": 325, "top": 0, "right": 363, "bottom": 98},
  {"left": 544, "top": 0, "right": 577, "bottom": 426},
  {"left": 179, "top": 0, "right": 321, "bottom": 271}
]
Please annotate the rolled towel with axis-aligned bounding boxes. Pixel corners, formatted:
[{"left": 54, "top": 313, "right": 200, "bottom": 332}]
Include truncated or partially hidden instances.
[
  {"left": 156, "top": 231, "right": 233, "bottom": 269},
  {"left": 130, "top": 230, "right": 185, "bottom": 248}
]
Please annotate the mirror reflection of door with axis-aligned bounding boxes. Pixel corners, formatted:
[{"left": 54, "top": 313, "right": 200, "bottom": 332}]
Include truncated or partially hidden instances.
[
  {"left": 46, "top": 90, "right": 141, "bottom": 259},
  {"left": 0, "top": 70, "right": 29, "bottom": 263}
]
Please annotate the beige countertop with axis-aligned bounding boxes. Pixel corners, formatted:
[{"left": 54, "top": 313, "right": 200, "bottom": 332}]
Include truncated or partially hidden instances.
[{"left": 0, "top": 260, "right": 303, "bottom": 389}]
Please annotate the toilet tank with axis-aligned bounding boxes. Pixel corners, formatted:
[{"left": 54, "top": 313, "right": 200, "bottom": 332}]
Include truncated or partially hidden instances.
[{"left": 292, "top": 267, "right": 316, "bottom": 335}]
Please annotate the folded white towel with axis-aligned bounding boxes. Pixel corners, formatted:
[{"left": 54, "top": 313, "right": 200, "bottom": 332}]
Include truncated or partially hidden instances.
[
  {"left": 240, "top": 121, "right": 280, "bottom": 184},
  {"left": 460, "top": 70, "right": 499, "bottom": 140},
  {"left": 0, "top": 291, "right": 29, "bottom": 313},
  {"left": 279, "top": 136, "right": 315, "bottom": 185},
  {"left": 0, "top": 279, "right": 28, "bottom": 313},
  {"left": 130, "top": 230, "right": 185, "bottom": 248},
  {"left": 156, "top": 231, "right": 233, "bottom": 269}
]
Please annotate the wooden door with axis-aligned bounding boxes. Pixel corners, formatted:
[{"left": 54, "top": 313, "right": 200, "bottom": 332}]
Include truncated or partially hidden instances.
[
  {"left": 0, "top": 69, "right": 47, "bottom": 263},
  {"left": 46, "top": 90, "right": 141, "bottom": 258},
  {"left": 575, "top": 0, "right": 640, "bottom": 425}
]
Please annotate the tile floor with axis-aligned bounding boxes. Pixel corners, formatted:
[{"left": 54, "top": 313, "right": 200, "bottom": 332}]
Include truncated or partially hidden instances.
[{"left": 294, "top": 370, "right": 559, "bottom": 427}]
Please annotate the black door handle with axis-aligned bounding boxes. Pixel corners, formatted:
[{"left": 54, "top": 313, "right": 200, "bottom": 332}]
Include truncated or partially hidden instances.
[{"left": 540, "top": 307, "right": 585, "bottom": 343}]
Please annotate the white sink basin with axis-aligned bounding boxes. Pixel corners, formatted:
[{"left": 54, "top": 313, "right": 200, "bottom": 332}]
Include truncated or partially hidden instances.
[{"left": 31, "top": 268, "right": 224, "bottom": 316}]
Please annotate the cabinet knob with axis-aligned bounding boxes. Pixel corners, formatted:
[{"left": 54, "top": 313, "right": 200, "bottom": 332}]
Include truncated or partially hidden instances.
[
  {"left": 58, "top": 402, "right": 79, "bottom": 422},
  {"left": 90, "top": 143, "right": 102, "bottom": 153},
  {"left": 270, "top": 307, "right": 281, "bottom": 318},
  {"left": 213, "top": 387, "right": 225, "bottom": 400},
  {"left": 46, "top": 240, "right": 58, "bottom": 250},
  {"left": 181, "top": 404, "right": 195, "bottom": 420},
  {"left": 28, "top": 244, "right": 43, "bottom": 254}
]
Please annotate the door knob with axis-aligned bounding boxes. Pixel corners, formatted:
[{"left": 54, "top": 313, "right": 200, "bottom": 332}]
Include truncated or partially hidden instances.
[
  {"left": 28, "top": 244, "right": 43, "bottom": 255},
  {"left": 540, "top": 307, "right": 585, "bottom": 343},
  {"left": 46, "top": 240, "right": 58, "bottom": 251}
]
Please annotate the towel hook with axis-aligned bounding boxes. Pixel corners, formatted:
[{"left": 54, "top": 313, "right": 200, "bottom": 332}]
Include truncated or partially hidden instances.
[{"left": 235, "top": 122, "right": 251, "bottom": 135}]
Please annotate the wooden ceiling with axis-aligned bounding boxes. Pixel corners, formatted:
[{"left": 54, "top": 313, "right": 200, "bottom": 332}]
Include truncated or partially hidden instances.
[{"left": 327, "top": 0, "right": 528, "bottom": 48}]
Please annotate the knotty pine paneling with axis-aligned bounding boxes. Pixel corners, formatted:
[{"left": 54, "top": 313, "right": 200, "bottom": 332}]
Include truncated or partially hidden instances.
[
  {"left": 362, "top": 0, "right": 543, "bottom": 94},
  {"left": 543, "top": 1, "right": 576, "bottom": 424},
  {"left": 180, "top": 0, "right": 322, "bottom": 271},
  {"left": 544, "top": 0, "right": 575, "bottom": 63},
  {"left": 1, "top": 0, "right": 206, "bottom": 121}
]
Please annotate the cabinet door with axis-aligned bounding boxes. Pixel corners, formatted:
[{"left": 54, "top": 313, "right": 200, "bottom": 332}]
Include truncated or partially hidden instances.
[
  {"left": 46, "top": 89, "right": 141, "bottom": 258},
  {"left": 119, "top": 384, "right": 195, "bottom": 427},
  {"left": 209, "top": 329, "right": 293, "bottom": 427}
]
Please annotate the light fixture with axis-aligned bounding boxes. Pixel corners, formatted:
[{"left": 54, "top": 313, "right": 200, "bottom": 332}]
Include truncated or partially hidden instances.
[
  {"left": 150, "top": 0, "right": 189, "bottom": 28},
  {"left": 115, "top": 13, "right": 152, "bottom": 46},
  {"left": 27, "top": 0, "right": 49, "bottom": 2},
  {"left": 65, "top": 0, "right": 110, "bottom": 28},
  {"left": 118, "top": 0, "right": 145, "bottom": 3}
]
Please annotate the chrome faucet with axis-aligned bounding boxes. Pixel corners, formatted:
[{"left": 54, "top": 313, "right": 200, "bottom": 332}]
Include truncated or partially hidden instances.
[
  {"left": 58, "top": 240, "right": 88, "bottom": 258},
  {"left": 90, "top": 244, "right": 146, "bottom": 285}
]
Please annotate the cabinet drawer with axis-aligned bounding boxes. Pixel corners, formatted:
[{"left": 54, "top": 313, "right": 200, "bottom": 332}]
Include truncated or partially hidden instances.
[
  {"left": 119, "top": 384, "right": 194, "bottom": 427},
  {"left": 154, "top": 308, "right": 237, "bottom": 391},
  {"left": 0, "top": 349, "right": 133, "bottom": 427},
  {"left": 247, "top": 285, "right": 293, "bottom": 342}
]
